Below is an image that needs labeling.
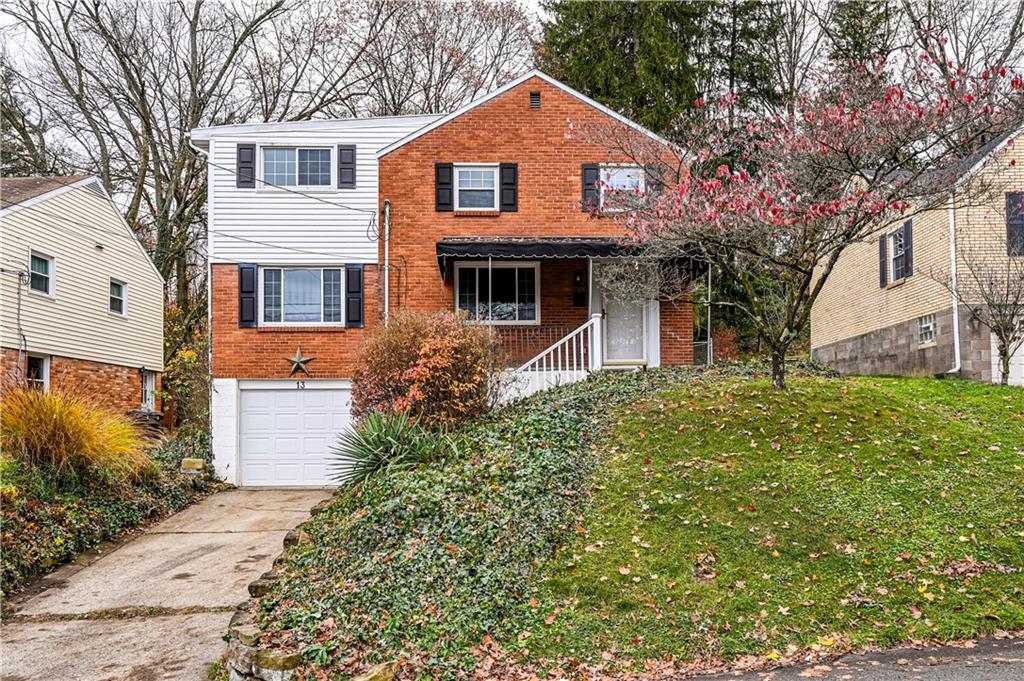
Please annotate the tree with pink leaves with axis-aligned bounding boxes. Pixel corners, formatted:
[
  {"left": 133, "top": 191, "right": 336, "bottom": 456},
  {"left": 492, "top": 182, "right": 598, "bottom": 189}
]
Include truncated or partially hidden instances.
[{"left": 621, "top": 52, "right": 1024, "bottom": 389}]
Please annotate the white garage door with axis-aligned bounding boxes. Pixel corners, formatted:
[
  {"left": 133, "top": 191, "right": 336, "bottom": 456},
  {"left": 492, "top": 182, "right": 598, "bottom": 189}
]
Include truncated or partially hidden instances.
[
  {"left": 991, "top": 334, "right": 1024, "bottom": 386},
  {"left": 239, "top": 385, "right": 352, "bottom": 486}
]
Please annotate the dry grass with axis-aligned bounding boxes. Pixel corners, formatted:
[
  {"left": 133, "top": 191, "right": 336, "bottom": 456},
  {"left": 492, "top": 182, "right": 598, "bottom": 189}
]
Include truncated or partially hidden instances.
[{"left": 1, "top": 388, "right": 154, "bottom": 487}]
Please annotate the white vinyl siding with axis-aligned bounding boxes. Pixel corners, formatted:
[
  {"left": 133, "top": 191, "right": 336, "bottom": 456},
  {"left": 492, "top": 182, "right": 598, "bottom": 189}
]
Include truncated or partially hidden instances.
[
  {"left": 201, "top": 115, "right": 440, "bottom": 265},
  {"left": 0, "top": 184, "right": 164, "bottom": 370}
]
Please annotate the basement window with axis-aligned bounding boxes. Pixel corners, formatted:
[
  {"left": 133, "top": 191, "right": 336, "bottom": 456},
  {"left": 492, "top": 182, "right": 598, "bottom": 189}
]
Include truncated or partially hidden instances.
[{"left": 918, "top": 314, "right": 936, "bottom": 344}]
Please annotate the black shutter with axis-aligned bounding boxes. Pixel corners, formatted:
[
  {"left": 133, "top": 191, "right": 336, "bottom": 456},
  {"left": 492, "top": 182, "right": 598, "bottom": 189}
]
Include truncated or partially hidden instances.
[
  {"left": 902, "top": 220, "right": 913, "bottom": 278},
  {"left": 337, "top": 145, "right": 356, "bottom": 188},
  {"left": 436, "top": 163, "right": 454, "bottom": 211},
  {"left": 345, "top": 264, "right": 364, "bottom": 328},
  {"left": 236, "top": 143, "right": 256, "bottom": 189},
  {"left": 499, "top": 163, "right": 518, "bottom": 212},
  {"left": 1007, "top": 191, "right": 1024, "bottom": 256},
  {"left": 647, "top": 170, "right": 665, "bottom": 196},
  {"left": 878, "top": 234, "right": 888, "bottom": 288},
  {"left": 581, "top": 163, "right": 599, "bottom": 211},
  {"left": 238, "top": 264, "right": 257, "bottom": 328}
]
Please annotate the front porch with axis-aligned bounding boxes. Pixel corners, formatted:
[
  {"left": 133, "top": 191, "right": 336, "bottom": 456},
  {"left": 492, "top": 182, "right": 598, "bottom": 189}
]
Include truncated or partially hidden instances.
[{"left": 436, "top": 237, "right": 696, "bottom": 398}]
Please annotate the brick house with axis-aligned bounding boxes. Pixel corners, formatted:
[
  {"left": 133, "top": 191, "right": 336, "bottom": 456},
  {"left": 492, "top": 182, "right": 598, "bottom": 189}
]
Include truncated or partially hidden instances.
[
  {"left": 191, "top": 71, "right": 697, "bottom": 487},
  {"left": 0, "top": 176, "right": 165, "bottom": 413},
  {"left": 810, "top": 130, "right": 1024, "bottom": 385}
]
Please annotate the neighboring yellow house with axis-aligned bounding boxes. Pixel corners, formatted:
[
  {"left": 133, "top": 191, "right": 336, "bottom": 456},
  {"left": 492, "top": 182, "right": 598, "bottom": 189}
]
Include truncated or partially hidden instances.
[
  {"left": 811, "top": 131, "right": 1024, "bottom": 386},
  {"left": 0, "top": 176, "right": 165, "bottom": 412}
]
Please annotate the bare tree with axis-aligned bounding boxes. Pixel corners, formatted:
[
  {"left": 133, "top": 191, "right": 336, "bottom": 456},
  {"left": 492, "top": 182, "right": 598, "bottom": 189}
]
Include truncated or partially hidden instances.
[
  {"left": 358, "top": 0, "right": 536, "bottom": 116},
  {"left": 0, "top": 55, "right": 70, "bottom": 175},
  {"left": 930, "top": 221, "right": 1024, "bottom": 385},
  {"left": 903, "top": 0, "right": 1024, "bottom": 78},
  {"left": 765, "top": 0, "right": 830, "bottom": 118}
]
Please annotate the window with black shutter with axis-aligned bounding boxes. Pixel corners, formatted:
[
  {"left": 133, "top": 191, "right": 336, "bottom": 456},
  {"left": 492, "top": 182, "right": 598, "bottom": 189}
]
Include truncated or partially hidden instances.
[
  {"left": 238, "top": 264, "right": 258, "bottom": 327},
  {"left": 436, "top": 163, "right": 454, "bottom": 211},
  {"left": 581, "top": 163, "right": 599, "bottom": 211},
  {"left": 236, "top": 144, "right": 256, "bottom": 188},
  {"left": 345, "top": 264, "right": 364, "bottom": 328},
  {"left": 337, "top": 145, "right": 356, "bottom": 188},
  {"left": 878, "top": 234, "right": 887, "bottom": 288},
  {"left": 1007, "top": 191, "right": 1024, "bottom": 256}
]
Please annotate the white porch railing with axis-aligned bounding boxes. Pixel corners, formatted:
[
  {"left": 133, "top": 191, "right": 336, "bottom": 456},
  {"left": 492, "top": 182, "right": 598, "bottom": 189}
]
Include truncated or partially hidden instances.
[{"left": 501, "top": 313, "right": 603, "bottom": 402}]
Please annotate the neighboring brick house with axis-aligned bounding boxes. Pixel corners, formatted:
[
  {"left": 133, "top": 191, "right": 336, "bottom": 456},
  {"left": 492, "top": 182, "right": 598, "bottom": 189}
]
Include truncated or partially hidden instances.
[
  {"left": 810, "top": 130, "right": 1024, "bottom": 386},
  {"left": 191, "top": 71, "right": 697, "bottom": 487},
  {"left": 0, "top": 176, "right": 165, "bottom": 413}
]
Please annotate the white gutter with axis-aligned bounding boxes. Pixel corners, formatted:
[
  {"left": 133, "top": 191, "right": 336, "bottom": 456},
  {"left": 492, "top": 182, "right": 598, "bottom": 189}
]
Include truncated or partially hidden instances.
[
  {"left": 947, "top": 191, "right": 961, "bottom": 375},
  {"left": 383, "top": 199, "right": 391, "bottom": 324}
]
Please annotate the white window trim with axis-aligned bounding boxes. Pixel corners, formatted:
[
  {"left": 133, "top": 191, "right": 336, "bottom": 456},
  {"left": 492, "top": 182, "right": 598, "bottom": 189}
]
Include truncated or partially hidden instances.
[
  {"left": 258, "top": 145, "right": 334, "bottom": 192},
  {"left": 454, "top": 163, "right": 500, "bottom": 211},
  {"left": 109, "top": 277, "right": 128, "bottom": 316},
  {"left": 599, "top": 164, "right": 645, "bottom": 211},
  {"left": 27, "top": 247, "right": 55, "bottom": 298},
  {"left": 918, "top": 313, "right": 937, "bottom": 345},
  {"left": 888, "top": 229, "right": 907, "bottom": 282},
  {"left": 258, "top": 266, "right": 345, "bottom": 327},
  {"left": 453, "top": 260, "right": 541, "bottom": 326},
  {"left": 26, "top": 354, "right": 50, "bottom": 391}
]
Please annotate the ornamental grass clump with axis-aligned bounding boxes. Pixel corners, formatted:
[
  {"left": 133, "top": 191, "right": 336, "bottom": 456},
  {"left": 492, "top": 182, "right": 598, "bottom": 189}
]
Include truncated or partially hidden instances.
[
  {"left": 351, "top": 310, "right": 500, "bottom": 430},
  {"left": 0, "top": 388, "right": 154, "bottom": 489},
  {"left": 329, "top": 410, "right": 456, "bottom": 485}
]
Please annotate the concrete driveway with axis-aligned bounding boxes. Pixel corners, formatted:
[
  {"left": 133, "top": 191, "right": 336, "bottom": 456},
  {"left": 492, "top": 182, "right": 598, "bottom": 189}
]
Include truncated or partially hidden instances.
[{"left": 1, "top": 488, "right": 332, "bottom": 681}]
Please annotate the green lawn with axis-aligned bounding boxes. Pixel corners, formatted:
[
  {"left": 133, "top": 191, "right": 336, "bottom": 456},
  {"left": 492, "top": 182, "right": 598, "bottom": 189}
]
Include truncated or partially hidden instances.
[{"left": 520, "top": 376, "right": 1024, "bottom": 669}]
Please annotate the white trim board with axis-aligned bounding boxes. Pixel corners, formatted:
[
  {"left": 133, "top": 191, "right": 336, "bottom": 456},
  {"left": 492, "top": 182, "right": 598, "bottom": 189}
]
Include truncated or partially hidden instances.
[{"left": 377, "top": 70, "right": 673, "bottom": 158}]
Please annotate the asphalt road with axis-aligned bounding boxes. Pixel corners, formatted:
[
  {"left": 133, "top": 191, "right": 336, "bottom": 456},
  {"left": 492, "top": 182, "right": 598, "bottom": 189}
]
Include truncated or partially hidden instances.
[{"left": 698, "top": 636, "right": 1024, "bottom": 680}]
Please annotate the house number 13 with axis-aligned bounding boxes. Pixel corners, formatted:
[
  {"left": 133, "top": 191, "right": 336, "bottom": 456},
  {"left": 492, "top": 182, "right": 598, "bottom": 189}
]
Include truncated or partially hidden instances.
[{"left": 296, "top": 381, "right": 306, "bottom": 389}]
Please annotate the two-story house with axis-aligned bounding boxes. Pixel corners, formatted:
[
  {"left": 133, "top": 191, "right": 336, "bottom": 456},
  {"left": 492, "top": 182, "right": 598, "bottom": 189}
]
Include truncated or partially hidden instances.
[
  {"left": 192, "top": 71, "right": 697, "bottom": 488},
  {"left": 0, "top": 176, "right": 165, "bottom": 412},
  {"left": 811, "top": 130, "right": 1024, "bottom": 386}
]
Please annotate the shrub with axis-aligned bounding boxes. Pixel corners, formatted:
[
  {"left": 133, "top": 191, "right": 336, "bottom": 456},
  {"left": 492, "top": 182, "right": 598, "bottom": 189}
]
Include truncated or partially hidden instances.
[
  {"left": 0, "top": 388, "right": 154, "bottom": 488},
  {"left": 351, "top": 311, "right": 499, "bottom": 430},
  {"left": 329, "top": 410, "right": 454, "bottom": 485}
]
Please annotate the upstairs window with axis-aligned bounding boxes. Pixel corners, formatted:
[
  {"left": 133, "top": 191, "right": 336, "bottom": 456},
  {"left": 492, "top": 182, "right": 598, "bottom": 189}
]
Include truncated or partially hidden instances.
[
  {"left": 455, "top": 262, "right": 538, "bottom": 324},
  {"left": 1008, "top": 191, "right": 1024, "bottom": 256},
  {"left": 600, "top": 165, "right": 644, "bottom": 210},
  {"left": 262, "top": 147, "right": 331, "bottom": 188},
  {"left": 109, "top": 278, "right": 126, "bottom": 315},
  {"left": 29, "top": 251, "right": 53, "bottom": 295},
  {"left": 261, "top": 267, "right": 343, "bottom": 324},
  {"left": 454, "top": 165, "right": 498, "bottom": 210}
]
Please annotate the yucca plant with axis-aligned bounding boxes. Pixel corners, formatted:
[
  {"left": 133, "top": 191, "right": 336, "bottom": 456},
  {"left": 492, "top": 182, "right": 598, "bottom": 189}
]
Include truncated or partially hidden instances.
[
  {"left": 329, "top": 410, "right": 454, "bottom": 485},
  {"left": 0, "top": 388, "right": 154, "bottom": 489}
]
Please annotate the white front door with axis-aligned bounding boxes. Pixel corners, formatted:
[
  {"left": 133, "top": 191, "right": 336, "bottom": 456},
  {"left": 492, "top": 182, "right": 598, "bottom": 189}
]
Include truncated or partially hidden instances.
[
  {"left": 239, "top": 384, "right": 352, "bottom": 486},
  {"left": 603, "top": 297, "right": 647, "bottom": 364}
]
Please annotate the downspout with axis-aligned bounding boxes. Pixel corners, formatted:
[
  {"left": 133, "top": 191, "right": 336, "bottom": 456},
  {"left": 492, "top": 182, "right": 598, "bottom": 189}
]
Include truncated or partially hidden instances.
[
  {"left": 947, "top": 191, "right": 961, "bottom": 375},
  {"left": 383, "top": 199, "right": 391, "bottom": 324}
]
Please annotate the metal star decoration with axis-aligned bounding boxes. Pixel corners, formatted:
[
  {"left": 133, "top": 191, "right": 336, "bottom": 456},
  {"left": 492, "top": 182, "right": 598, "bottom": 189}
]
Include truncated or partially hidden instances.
[{"left": 286, "top": 347, "right": 316, "bottom": 376}]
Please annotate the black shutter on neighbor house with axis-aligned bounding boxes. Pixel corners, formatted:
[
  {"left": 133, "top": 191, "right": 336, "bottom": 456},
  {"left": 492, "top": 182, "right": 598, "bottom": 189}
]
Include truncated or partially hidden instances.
[
  {"left": 878, "top": 234, "right": 888, "bottom": 288},
  {"left": 436, "top": 163, "right": 454, "bottom": 211},
  {"left": 581, "top": 163, "right": 599, "bottom": 211},
  {"left": 499, "top": 163, "right": 518, "bottom": 212},
  {"left": 236, "top": 143, "right": 256, "bottom": 188},
  {"left": 647, "top": 169, "right": 665, "bottom": 196},
  {"left": 337, "top": 145, "right": 356, "bottom": 188},
  {"left": 345, "top": 264, "right": 364, "bottom": 328},
  {"left": 902, "top": 220, "right": 913, "bottom": 278},
  {"left": 238, "top": 264, "right": 257, "bottom": 327},
  {"left": 1007, "top": 191, "right": 1024, "bottom": 256}
]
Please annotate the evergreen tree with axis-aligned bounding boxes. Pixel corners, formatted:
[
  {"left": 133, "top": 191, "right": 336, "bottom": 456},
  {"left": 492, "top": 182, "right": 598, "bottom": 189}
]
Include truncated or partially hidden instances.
[
  {"left": 824, "top": 0, "right": 897, "bottom": 63},
  {"left": 539, "top": 0, "right": 704, "bottom": 134}
]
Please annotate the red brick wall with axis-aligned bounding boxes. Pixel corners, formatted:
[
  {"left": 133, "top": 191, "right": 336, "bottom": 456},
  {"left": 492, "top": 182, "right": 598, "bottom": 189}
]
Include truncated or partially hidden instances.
[
  {"left": 1, "top": 347, "right": 161, "bottom": 413},
  {"left": 659, "top": 301, "right": 695, "bottom": 366},
  {"left": 379, "top": 75, "right": 694, "bottom": 366},
  {"left": 210, "top": 264, "right": 378, "bottom": 379}
]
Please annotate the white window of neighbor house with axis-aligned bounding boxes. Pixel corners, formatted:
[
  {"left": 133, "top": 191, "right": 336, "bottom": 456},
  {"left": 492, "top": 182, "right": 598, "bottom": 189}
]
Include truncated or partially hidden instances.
[
  {"left": 918, "top": 313, "right": 936, "bottom": 344},
  {"left": 29, "top": 251, "right": 54, "bottom": 295},
  {"left": 109, "top": 278, "right": 127, "bottom": 315},
  {"left": 26, "top": 354, "right": 49, "bottom": 391},
  {"left": 454, "top": 165, "right": 498, "bottom": 210},
  {"left": 260, "top": 267, "right": 343, "bottom": 325},
  {"left": 455, "top": 262, "right": 539, "bottom": 324},
  {"left": 600, "top": 165, "right": 645, "bottom": 210},
  {"left": 262, "top": 147, "right": 331, "bottom": 188},
  {"left": 889, "top": 229, "right": 907, "bottom": 280}
]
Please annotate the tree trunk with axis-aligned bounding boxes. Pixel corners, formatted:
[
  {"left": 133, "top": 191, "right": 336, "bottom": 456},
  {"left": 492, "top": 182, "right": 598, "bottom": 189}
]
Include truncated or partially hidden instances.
[
  {"left": 1000, "top": 352, "right": 1010, "bottom": 386},
  {"left": 771, "top": 349, "right": 787, "bottom": 390}
]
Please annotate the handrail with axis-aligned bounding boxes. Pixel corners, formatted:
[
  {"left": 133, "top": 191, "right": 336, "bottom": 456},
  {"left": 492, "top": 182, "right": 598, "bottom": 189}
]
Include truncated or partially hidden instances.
[{"left": 517, "top": 313, "right": 602, "bottom": 373}]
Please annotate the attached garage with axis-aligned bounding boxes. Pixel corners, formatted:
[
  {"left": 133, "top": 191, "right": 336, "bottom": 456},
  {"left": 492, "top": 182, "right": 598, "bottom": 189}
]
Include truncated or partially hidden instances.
[{"left": 237, "top": 381, "right": 353, "bottom": 487}]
